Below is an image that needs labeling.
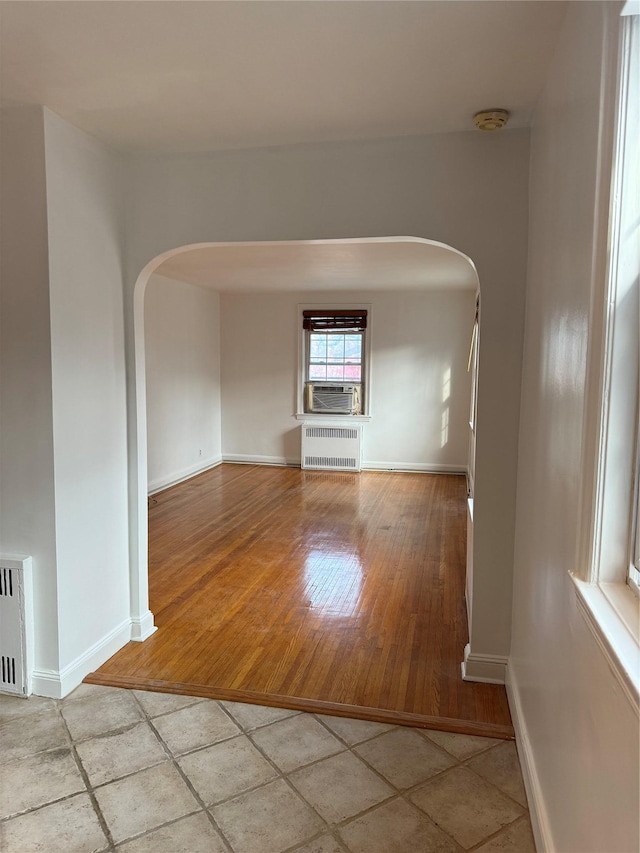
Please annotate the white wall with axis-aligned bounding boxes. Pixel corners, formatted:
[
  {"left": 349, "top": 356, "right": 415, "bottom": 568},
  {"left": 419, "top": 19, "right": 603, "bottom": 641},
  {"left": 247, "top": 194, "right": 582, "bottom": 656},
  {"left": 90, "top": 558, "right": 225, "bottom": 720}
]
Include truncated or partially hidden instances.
[
  {"left": 145, "top": 274, "right": 222, "bottom": 491},
  {"left": 0, "top": 106, "right": 60, "bottom": 675},
  {"left": 125, "top": 129, "right": 530, "bottom": 666},
  {"left": 43, "top": 110, "right": 131, "bottom": 681},
  {"left": 220, "top": 289, "right": 474, "bottom": 468},
  {"left": 510, "top": 4, "right": 639, "bottom": 852}
]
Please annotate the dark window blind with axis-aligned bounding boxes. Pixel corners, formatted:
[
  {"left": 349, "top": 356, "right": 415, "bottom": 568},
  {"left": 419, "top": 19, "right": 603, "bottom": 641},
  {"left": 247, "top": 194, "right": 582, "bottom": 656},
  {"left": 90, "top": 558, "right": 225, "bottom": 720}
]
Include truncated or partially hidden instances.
[{"left": 303, "top": 309, "right": 367, "bottom": 331}]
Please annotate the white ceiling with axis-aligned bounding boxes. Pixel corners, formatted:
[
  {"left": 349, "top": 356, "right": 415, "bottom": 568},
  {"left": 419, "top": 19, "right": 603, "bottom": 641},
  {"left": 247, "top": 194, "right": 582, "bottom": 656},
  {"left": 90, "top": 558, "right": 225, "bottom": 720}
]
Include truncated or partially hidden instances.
[
  {"left": 1, "top": 0, "right": 566, "bottom": 154},
  {"left": 152, "top": 238, "right": 478, "bottom": 293}
]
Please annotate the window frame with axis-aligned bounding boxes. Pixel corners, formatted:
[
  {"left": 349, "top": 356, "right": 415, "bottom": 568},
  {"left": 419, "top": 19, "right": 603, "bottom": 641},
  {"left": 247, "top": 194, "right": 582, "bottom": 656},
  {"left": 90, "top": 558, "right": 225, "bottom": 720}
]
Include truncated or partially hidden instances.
[
  {"left": 296, "top": 303, "right": 372, "bottom": 421},
  {"left": 573, "top": 8, "right": 639, "bottom": 705}
]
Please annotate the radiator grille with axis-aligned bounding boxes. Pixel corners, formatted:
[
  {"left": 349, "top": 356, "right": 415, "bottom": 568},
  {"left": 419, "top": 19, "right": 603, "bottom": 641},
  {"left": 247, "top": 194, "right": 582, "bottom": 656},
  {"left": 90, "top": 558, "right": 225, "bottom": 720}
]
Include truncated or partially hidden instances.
[
  {"left": 304, "top": 456, "right": 357, "bottom": 469},
  {"left": 0, "top": 567, "right": 14, "bottom": 597},
  {"left": 304, "top": 426, "right": 359, "bottom": 440},
  {"left": 1, "top": 655, "right": 16, "bottom": 686}
]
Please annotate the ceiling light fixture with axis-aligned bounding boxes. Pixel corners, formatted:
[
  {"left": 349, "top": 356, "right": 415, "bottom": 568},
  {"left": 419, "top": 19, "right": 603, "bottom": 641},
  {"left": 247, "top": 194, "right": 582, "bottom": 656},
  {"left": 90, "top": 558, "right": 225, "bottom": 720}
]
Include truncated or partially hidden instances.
[{"left": 473, "top": 109, "right": 510, "bottom": 131}]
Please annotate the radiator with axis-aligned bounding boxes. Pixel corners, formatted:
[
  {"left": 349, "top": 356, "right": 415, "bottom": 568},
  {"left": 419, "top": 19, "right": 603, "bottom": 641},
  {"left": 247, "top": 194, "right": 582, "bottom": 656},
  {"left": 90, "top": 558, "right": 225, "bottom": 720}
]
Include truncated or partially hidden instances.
[
  {"left": 301, "top": 424, "right": 363, "bottom": 472},
  {"left": 0, "top": 555, "right": 34, "bottom": 696}
]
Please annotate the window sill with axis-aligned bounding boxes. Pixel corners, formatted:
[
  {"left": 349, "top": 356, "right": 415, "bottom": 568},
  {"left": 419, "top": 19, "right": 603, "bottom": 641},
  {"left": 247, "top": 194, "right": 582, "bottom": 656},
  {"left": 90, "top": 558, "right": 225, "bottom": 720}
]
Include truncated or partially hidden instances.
[
  {"left": 572, "top": 575, "right": 639, "bottom": 707},
  {"left": 295, "top": 413, "right": 372, "bottom": 422}
]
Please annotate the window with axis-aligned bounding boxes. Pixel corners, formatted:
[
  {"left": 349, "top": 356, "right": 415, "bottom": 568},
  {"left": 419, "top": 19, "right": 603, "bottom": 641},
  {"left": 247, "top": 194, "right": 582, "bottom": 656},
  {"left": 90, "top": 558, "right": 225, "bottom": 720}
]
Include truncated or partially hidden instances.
[
  {"left": 592, "top": 10, "right": 639, "bottom": 593},
  {"left": 574, "top": 8, "right": 639, "bottom": 702},
  {"left": 307, "top": 331, "right": 363, "bottom": 383},
  {"left": 300, "top": 309, "right": 368, "bottom": 416}
]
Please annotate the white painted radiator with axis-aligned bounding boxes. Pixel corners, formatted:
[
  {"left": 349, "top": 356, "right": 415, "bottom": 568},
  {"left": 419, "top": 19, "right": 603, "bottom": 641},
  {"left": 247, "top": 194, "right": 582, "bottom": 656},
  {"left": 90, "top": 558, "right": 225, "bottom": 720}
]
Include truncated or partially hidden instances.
[
  {"left": 301, "top": 424, "right": 363, "bottom": 472},
  {"left": 0, "top": 555, "right": 34, "bottom": 696}
]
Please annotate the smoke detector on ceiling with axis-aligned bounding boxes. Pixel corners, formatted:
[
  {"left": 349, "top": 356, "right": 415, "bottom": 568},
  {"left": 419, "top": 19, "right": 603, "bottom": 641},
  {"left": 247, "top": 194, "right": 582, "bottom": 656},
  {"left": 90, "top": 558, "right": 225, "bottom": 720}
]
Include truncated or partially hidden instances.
[{"left": 473, "top": 109, "right": 510, "bottom": 131}]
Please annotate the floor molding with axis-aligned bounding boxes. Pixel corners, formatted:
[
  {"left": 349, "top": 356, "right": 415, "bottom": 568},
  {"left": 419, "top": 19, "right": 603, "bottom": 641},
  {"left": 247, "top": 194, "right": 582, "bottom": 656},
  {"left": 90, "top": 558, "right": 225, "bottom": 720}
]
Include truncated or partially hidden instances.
[
  {"left": 362, "top": 461, "right": 466, "bottom": 474},
  {"left": 84, "top": 672, "right": 515, "bottom": 740},
  {"left": 32, "top": 617, "right": 133, "bottom": 699},
  {"left": 148, "top": 457, "right": 223, "bottom": 495},
  {"left": 506, "top": 665, "right": 553, "bottom": 853},
  {"left": 461, "top": 643, "right": 508, "bottom": 684},
  {"left": 222, "top": 456, "right": 467, "bottom": 475},
  {"left": 130, "top": 610, "right": 157, "bottom": 642},
  {"left": 223, "top": 454, "right": 298, "bottom": 467}
]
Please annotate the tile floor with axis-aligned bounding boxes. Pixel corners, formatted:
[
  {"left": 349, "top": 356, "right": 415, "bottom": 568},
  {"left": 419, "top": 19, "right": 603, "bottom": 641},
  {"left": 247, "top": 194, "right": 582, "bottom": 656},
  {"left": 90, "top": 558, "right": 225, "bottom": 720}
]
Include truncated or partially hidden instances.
[{"left": 0, "top": 685, "right": 536, "bottom": 853}]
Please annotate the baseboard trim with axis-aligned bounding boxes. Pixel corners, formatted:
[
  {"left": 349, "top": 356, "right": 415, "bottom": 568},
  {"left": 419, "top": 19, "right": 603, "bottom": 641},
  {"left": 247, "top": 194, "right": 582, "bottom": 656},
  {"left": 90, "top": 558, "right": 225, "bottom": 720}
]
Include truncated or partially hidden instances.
[
  {"left": 222, "top": 456, "right": 466, "bottom": 474},
  {"left": 30, "top": 669, "right": 63, "bottom": 699},
  {"left": 362, "top": 462, "right": 466, "bottom": 474},
  {"left": 32, "top": 617, "right": 133, "bottom": 699},
  {"left": 148, "top": 457, "right": 223, "bottom": 495},
  {"left": 223, "top": 454, "right": 299, "bottom": 467},
  {"left": 506, "top": 664, "right": 553, "bottom": 853},
  {"left": 461, "top": 643, "right": 508, "bottom": 684},
  {"left": 130, "top": 610, "right": 157, "bottom": 642},
  {"left": 83, "top": 672, "right": 515, "bottom": 739}
]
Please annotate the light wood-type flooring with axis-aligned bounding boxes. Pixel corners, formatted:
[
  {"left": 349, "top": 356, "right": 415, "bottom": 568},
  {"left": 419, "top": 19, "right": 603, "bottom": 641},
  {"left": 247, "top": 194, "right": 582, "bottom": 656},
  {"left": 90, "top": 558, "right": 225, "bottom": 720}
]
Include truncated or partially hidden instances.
[{"left": 88, "top": 464, "right": 513, "bottom": 738}]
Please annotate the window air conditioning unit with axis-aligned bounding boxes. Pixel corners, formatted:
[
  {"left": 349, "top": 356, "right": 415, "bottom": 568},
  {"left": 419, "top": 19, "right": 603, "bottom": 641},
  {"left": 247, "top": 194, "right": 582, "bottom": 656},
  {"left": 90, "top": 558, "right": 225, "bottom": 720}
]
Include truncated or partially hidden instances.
[{"left": 305, "top": 384, "right": 361, "bottom": 415}]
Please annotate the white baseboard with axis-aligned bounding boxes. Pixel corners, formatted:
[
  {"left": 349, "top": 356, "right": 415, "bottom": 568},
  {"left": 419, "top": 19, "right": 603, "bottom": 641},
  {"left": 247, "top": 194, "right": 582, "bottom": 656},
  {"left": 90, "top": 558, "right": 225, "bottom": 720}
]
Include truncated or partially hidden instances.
[
  {"left": 223, "top": 454, "right": 299, "bottom": 467},
  {"left": 362, "top": 461, "right": 467, "bottom": 474},
  {"left": 31, "top": 617, "right": 133, "bottom": 699},
  {"left": 148, "top": 456, "right": 222, "bottom": 495},
  {"left": 130, "top": 610, "right": 157, "bottom": 642},
  {"left": 506, "top": 664, "right": 553, "bottom": 853},
  {"left": 460, "top": 643, "right": 508, "bottom": 684},
  {"left": 152, "top": 456, "right": 467, "bottom": 478},
  {"left": 30, "top": 669, "right": 64, "bottom": 699}
]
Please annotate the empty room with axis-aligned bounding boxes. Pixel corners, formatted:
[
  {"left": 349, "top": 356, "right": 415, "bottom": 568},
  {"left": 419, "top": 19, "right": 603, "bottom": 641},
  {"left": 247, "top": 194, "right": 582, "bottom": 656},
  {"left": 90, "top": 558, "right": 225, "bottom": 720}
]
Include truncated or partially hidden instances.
[
  {"left": 1, "top": 2, "right": 638, "bottom": 852},
  {"left": 90, "top": 239, "right": 516, "bottom": 736}
]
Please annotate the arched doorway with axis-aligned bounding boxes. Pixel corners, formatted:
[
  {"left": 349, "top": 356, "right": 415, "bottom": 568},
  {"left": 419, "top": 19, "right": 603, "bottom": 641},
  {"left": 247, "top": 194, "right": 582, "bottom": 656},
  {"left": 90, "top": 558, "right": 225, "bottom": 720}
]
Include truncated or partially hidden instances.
[
  {"left": 130, "top": 236, "right": 480, "bottom": 630},
  {"left": 113, "top": 236, "right": 502, "bottom": 730}
]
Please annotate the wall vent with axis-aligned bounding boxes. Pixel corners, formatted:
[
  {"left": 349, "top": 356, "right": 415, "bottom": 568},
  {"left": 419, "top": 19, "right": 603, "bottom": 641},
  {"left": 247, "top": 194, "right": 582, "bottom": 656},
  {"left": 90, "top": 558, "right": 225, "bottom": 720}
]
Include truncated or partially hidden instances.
[
  {"left": 0, "top": 556, "right": 34, "bottom": 696},
  {"left": 301, "top": 424, "right": 362, "bottom": 472}
]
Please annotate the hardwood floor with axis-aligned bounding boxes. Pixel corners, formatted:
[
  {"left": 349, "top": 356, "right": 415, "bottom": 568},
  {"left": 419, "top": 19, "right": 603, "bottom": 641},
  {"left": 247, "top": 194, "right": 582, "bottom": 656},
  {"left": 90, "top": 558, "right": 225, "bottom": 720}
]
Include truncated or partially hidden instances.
[{"left": 88, "top": 464, "right": 513, "bottom": 738}]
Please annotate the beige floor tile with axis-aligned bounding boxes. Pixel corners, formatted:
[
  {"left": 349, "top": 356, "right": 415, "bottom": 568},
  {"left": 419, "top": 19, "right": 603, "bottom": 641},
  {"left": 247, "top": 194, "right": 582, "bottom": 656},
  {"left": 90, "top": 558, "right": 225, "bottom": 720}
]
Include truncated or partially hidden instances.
[
  {"left": 339, "top": 797, "right": 460, "bottom": 853},
  {"left": 292, "top": 833, "right": 346, "bottom": 852},
  {"left": 410, "top": 766, "right": 524, "bottom": 849},
  {"left": 94, "top": 761, "right": 199, "bottom": 843},
  {"left": 355, "top": 727, "right": 455, "bottom": 789},
  {"left": 467, "top": 741, "right": 528, "bottom": 807},
  {"left": 251, "top": 714, "right": 344, "bottom": 773},
  {"left": 178, "top": 734, "right": 276, "bottom": 805},
  {"left": 117, "top": 812, "right": 228, "bottom": 852},
  {"left": 0, "top": 711, "right": 69, "bottom": 764},
  {"left": 62, "top": 683, "right": 124, "bottom": 703},
  {"left": 133, "top": 689, "right": 205, "bottom": 718},
  {"left": 0, "top": 693, "right": 56, "bottom": 720},
  {"left": 211, "top": 778, "right": 325, "bottom": 853},
  {"left": 475, "top": 816, "right": 537, "bottom": 852},
  {"left": 61, "top": 689, "right": 143, "bottom": 742},
  {"left": 1, "top": 747, "right": 85, "bottom": 818},
  {"left": 422, "top": 729, "right": 502, "bottom": 761},
  {"left": 152, "top": 701, "right": 240, "bottom": 756},
  {"left": 76, "top": 721, "right": 167, "bottom": 787},
  {"left": 289, "top": 751, "right": 393, "bottom": 824},
  {"left": 316, "top": 715, "right": 394, "bottom": 746},
  {"left": 0, "top": 792, "right": 108, "bottom": 853},
  {"left": 220, "top": 700, "right": 300, "bottom": 730}
]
